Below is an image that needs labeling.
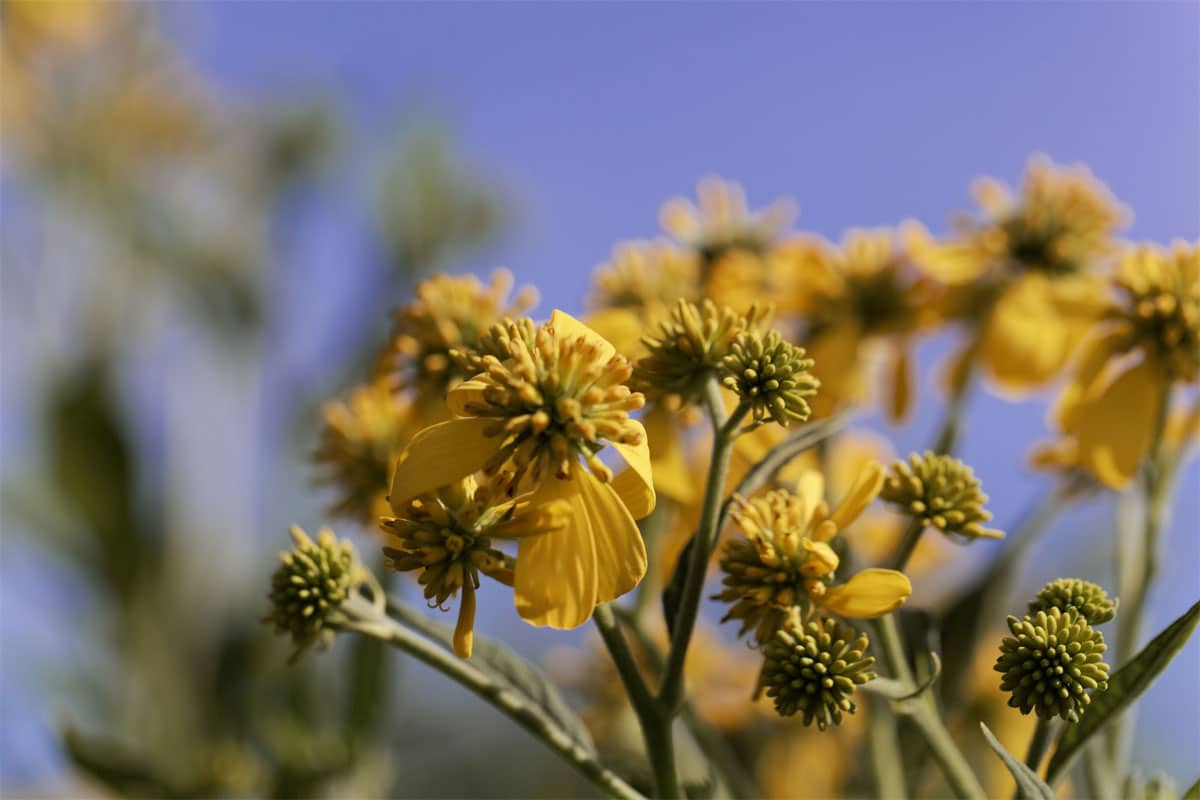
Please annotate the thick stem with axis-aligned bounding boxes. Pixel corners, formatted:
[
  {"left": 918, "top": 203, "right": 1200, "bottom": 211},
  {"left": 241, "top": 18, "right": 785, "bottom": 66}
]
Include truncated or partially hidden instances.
[
  {"left": 658, "top": 380, "right": 745, "bottom": 713},
  {"left": 338, "top": 595, "right": 645, "bottom": 800},
  {"left": 594, "top": 605, "right": 682, "bottom": 799},
  {"left": 875, "top": 615, "right": 986, "bottom": 800}
]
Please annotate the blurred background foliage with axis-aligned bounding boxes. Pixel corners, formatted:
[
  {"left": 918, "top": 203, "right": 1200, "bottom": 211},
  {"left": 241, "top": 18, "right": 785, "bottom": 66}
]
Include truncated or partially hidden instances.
[{"left": 1, "top": 2, "right": 1197, "bottom": 798}]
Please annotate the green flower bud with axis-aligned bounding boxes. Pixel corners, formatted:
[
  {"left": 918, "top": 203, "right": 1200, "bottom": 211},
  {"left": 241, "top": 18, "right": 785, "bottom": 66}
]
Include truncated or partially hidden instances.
[
  {"left": 265, "top": 526, "right": 362, "bottom": 661},
  {"left": 760, "top": 616, "right": 876, "bottom": 730},
  {"left": 635, "top": 299, "right": 768, "bottom": 405},
  {"left": 880, "top": 451, "right": 1003, "bottom": 540},
  {"left": 995, "top": 608, "right": 1110, "bottom": 722},
  {"left": 1029, "top": 578, "right": 1117, "bottom": 625},
  {"left": 721, "top": 329, "right": 819, "bottom": 428}
]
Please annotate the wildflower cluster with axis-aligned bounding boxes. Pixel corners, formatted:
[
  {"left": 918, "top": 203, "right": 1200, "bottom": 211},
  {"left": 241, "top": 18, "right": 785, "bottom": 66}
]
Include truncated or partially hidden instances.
[
  {"left": 265, "top": 526, "right": 363, "bottom": 661},
  {"left": 880, "top": 451, "right": 1003, "bottom": 541}
]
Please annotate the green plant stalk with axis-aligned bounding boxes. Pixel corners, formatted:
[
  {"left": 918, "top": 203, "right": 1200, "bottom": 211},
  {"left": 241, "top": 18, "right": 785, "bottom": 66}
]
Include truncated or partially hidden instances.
[
  {"left": 932, "top": 333, "right": 981, "bottom": 457},
  {"left": 876, "top": 614, "right": 986, "bottom": 800},
  {"left": 1109, "top": 388, "right": 1173, "bottom": 766},
  {"left": 889, "top": 516, "right": 928, "bottom": 573},
  {"left": 658, "top": 380, "right": 747, "bottom": 713},
  {"left": 611, "top": 605, "right": 759, "bottom": 799},
  {"left": 867, "top": 694, "right": 908, "bottom": 800},
  {"left": 337, "top": 594, "right": 646, "bottom": 800},
  {"left": 594, "top": 605, "right": 683, "bottom": 799},
  {"left": 1023, "top": 717, "right": 1053, "bottom": 775}
]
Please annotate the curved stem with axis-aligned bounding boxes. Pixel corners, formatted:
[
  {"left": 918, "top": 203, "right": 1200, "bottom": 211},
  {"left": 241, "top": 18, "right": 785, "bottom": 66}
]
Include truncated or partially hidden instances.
[
  {"left": 888, "top": 516, "right": 928, "bottom": 573},
  {"left": 339, "top": 595, "right": 645, "bottom": 800},
  {"left": 658, "top": 381, "right": 745, "bottom": 713},
  {"left": 594, "top": 605, "right": 681, "bottom": 799}
]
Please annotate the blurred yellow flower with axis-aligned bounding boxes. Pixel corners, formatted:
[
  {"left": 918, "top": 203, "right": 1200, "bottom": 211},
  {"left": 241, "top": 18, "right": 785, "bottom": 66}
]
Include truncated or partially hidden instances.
[
  {"left": 905, "top": 156, "right": 1127, "bottom": 394},
  {"left": 375, "top": 269, "right": 537, "bottom": 425},
  {"left": 1050, "top": 242, "right": 1199, "bottom": 488},
  {"left": 313, "top": 380, "right": 415, "bottom": 523},
  {"left": 775, "top": 229, "right": 935, "bottom": 421},
  {"left": 660, "top": 176, "right": 796, "bottom": 263},
  {"left": 389, "top": 311, "right": 653, "bottom": 628}
]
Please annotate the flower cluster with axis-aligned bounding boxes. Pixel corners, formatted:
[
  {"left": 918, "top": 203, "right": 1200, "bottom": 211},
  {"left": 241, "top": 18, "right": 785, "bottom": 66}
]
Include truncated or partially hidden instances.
[
  {"left": 265, "top": 526, "right": 363, "bottom": 661},
  {"left": 880, "top": 451, "right": 1003, "bottom": 541}
]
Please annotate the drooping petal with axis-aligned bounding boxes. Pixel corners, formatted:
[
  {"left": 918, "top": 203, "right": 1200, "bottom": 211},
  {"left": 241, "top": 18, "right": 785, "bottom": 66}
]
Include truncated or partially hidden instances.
[
  {"left": 1053, "top": 325, "right": 1133, "bottom": 432},
  {"left": 612, "top": 431, "right": 657, "bottom": 519},
  {"left": 454, "top": 583, "right": 476, "bottom": 658},
  {"left": 821, "top": 568, "right": 912, "bottom": 619},
  {"left": 513, "top": 470, "right": 646, "bottom": 628},
  {"left": 550, "top": 309, "right": 616, "bottom": 362},
  {"left": 389, "top": 418, "right": 498, "bottom": 512},
  {"left": 828, "top": 461, "right": 885, "bottom": 531},
  {"left": 1067, "top": 356, "right": 1167, "bottom": 489},
  {"left": 886, "top": 342, "right": 914, "bottom": 423},
  {"left": 807, "top": 321, "right": 863, "bottom": 418},
  {"left": 446, "top": 378, "right": 491, "bottom": 416}
]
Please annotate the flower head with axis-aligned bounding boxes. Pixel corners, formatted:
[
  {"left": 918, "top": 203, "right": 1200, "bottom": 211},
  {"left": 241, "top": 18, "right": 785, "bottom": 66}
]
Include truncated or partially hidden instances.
[
  {"left": 382, "top": 474, "right": 568, "bottom": 657},
  {"left": 1028, "top": 578, "right": 1116, "bottom": 626},
  {"left": 390, "top": 311, "right": 653, "bottom": 629},
  {"left": 265, "top": 526, "right": 363, "bottom": 661},
  {"left": 589, "top": 240, "right": 700, "bottom": 312},
  {"left": 759, "top": 615, "right": 876, "bottom": 730},
  {"left": 880, "top": 451, "right": 1003, "bottom": 541},
  {"left": 1051, "top": 242, "right": 1199, "bottom": 488},
  {"left": 313, "top": 380, "right": 413, "bottom": 522},
  {"left": 635, "top": 299, "right": 769, "bottom": 407},
  {"left": 375, "top": 269, "right": 536, "bottom": 400},
  {"left": 660, "top": 176, "right": 796, "bottom": 264},
  {"left": 995, "top": 608, "right": 1110, "bottom": 722},
  {"left": 716, "top": 466, "right": 912, "bottom": 645},
  {"left": 721, "top": 329, "right": 820, "bottom": 429}
]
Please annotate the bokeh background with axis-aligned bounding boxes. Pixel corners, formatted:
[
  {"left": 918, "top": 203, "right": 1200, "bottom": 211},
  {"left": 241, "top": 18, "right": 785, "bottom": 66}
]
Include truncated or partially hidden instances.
[{"left": 2, "top": 2, "right": 1198, "bottom": 797}]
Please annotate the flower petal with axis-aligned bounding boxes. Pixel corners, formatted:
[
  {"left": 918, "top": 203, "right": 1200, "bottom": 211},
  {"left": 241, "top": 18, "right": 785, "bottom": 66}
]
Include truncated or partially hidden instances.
[
  {"left": 446, "top": 378, "right": 490, "bottom": 417},
  {"left": 641, "top": 405, "right": 695, "bottom": 505},
  {"left": 886, "top": 342, "right": 914, "bottom": 423},
  {"left": 513, "top": 470, "right": 646, "bottom": 628},
  {"left": 828, "top": 461, "right": 885, "bottom": 531},
  {"left": 1053, "top": 325, "right": 1132, "bottom": 432},
  {"left": 612, "top": 432, "right": 656, "bottom": 519},
  {"left": 807, "top": 321, "right": 863, "bottom": 418},
  {"left": 821, "top": 568, "right": 912, "bottom": 619},
  {"left": 550, "top": 309, "right": 616, "bottom": 362},
  {"left": 1067, "top": 356, "right": 1166, "bottom": 489},
  {"left": 389, "top": 418, "right": 497, "bottom": 512}
]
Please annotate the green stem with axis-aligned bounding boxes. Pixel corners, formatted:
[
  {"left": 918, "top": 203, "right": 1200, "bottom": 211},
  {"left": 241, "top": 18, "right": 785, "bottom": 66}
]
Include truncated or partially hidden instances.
[
  {"left": 594, "top": 605, "right": 682, "bottom": 799},
  {"left": 339, "top": 595, "right": 645, "bottom": 800},
  {"left": 658, "top": 380, "right": 746, "bottom": 713},
  {"left": 888, "top": 516, "right": 928, "bottom": 573},
  {"left": 1022, "top": 717, "right": 1053, "bottom": 775},
  {"left": 932, "top": 334, "right": 981, "bottom": 457},
  {"left": 875, "top": 615, "right": 985, "bottom": 800},
  {"left": 867, "top": 694, "right": 908, "bottom": 800}
]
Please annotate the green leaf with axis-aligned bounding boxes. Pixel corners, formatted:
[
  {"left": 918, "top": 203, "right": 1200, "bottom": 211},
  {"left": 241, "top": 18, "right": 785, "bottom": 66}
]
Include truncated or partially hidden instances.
[
  {"left": 660, "top": 536, "right": 694, "bottom": 638},
  {"left": 62, "top": 726, "right": 183, "bottom": 798},
  {"left": 1045, "top": 599, "right": 1200, "bottom": 784},
  {"left": 980, "top": 722, "right": 1055, "bottom": 800}
]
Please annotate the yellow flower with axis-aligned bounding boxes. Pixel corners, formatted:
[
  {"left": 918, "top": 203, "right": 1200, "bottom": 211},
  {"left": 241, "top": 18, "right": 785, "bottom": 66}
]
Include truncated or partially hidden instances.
[
  {"left": 382, "top": 474, "right": 569, "bottom": 657},
  {"left": 716, "top": 465, "right": 912, "bottom": 645},
  {"left": 1051, "top": 242, "right": 1199, "bottom": 488},
  {"left": 389, "top": 310, "right": 653, "bottom": 628},
  {"left": 374, "top": 269, "right": 537, "bottom": 414},
  {"left": 775, "top": 229, "right": 934, "bottom": 421},
  {"left": 313, "top": 380, "right": 414, "bottom": 522},
  {"left": 905, "top": 156, "right": 1126, "bottom": 394},
  {"left": 660, "top": 176, "right": 796, "bottom": 264}
]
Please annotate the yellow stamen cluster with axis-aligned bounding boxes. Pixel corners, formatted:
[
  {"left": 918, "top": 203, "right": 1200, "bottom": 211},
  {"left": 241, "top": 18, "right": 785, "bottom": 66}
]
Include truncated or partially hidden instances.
[
  {"left": 313, "top": 381, "right": 412, "bottom": 521},
  {"left": 590, "top": 241, "right": 700, "bottom": 311},
  {"left": 450, "top": 317, "right": 538, "bottom": 376},
  {"left": 382, "top": 476, "right": 564, "bottom": 657},
  {"left": 635, "top": 299, "right": 769, "bottom": 405},
  {"left": 454, "top": 317, "right": 647, "bottom": 486},
  {"left": 265, "top": 526, "right": 362, "bottom": 661},
  {"left": 880, "top": 452, "right": 1003, "bottom": 541},
  {"left": 721, "top": 330, "right": 819, "bottom": 428},
  {"left": 991, "top": 159, "right": 1125, "bottom": 276},
  {"left": 716, "top": 491, "right": 840, "bottom": 646},
  {"left": 661, "top": 176, "right": 796, "bottom": 264},
  {"left": 375, "top": 269, "right": 537, "bottom": 396},
  {"left": 1113, "top": 243, "right": 1200, "bottom": 383}
]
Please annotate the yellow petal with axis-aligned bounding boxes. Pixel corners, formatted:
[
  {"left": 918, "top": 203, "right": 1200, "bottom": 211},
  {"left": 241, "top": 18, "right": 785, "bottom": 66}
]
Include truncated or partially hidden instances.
[
  {"left": 550, "top": 309, "right": 616, "bottom": 362},
  {"left": 1053, "top": 325, "right": 1131, "bottom": 432},
  {"left": 389, "top": 418, "right": 497, "bottom": 512},
  {"left": 514, "top": 470, "right": 646, "bottom": 628},
  {"left": 800, "top": 539, "right": 839, "bottom": 577},
  {"left": 612, "top": 432, "right": 656, "bottom": 519},
  {"left": 585, "top": 308, "right": 648, "bottom": 360},
  {"left": 807, "top": 321, "right": 863, "bottom": 418},
  {"left": 900, "top": 220, "right": 990, "bottom": 284},
  {"left": 821, "top": 568, "right": 912, "bottom": 619},
  {"left": 446, "top": 378, "right": 490, "bottom": 417},
  {"left": 794, "top": 469, "right": 825, "bottom": 526},
  {"left": 1068, "top": 357, "right": 1166, "bottom": 489},
  {"left": 454, "top": 584, "right": 476, "bottom": 658},
  {"left": 828, "top": 461, "right": 885, "bottom": 531}
]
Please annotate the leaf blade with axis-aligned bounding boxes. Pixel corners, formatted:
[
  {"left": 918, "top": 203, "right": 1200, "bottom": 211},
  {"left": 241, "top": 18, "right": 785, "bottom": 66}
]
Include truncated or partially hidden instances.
[{"left": 980, "top": 722, "right": 1055, "bottom": 800}]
